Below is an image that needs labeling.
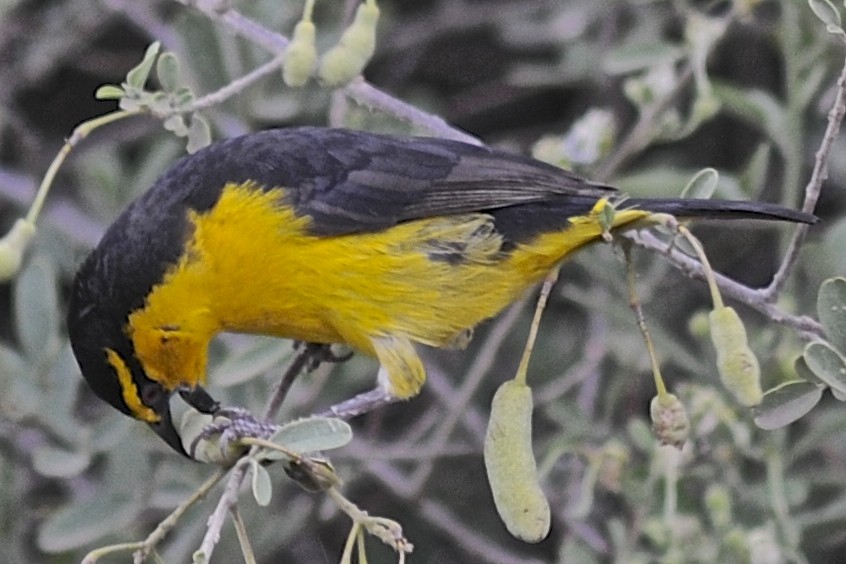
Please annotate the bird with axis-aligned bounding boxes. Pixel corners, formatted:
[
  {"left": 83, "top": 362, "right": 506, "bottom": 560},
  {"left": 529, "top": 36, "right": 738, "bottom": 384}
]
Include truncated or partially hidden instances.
[{"left": 66, "top": 126, "right": 816, "bottom": 456}]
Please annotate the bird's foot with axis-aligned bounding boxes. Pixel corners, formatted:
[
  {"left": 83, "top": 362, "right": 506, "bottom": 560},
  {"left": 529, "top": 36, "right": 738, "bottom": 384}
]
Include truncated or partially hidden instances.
[
  {"left": 295, "top": 342, "right": 354, "bottom": 371},
  {"left": 189, "top": 407, "right": 278, "bottom": 459}
]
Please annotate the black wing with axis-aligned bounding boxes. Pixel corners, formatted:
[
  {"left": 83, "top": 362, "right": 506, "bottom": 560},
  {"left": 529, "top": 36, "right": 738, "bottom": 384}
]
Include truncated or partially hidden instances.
[{"left": 155, "top": 127, "right": 614, "bottom": 237}]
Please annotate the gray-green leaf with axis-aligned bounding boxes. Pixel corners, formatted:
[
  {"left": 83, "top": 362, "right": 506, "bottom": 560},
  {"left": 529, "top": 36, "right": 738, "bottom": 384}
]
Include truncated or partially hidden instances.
[
  {"left": 186, "top": 114, "right": 212, "bottom": 153},
  {"left": 808, "top": 0, "right": 842, "bottom": 29},
  {"left": 250, "top": 459, "right": 273, "bottom": 506},
  {"left": 126, "top": 41, "right": 161, "bottom": 89},
  {"left": 681, "top": 167, "right": 718, "bottom": 199},
  {"left": 37, "top": 493, "right": 140, "bottom": 552},
  {"left": 156, "top": 51, "right": 181, "bottom": 92},
  {"left": 803, "top": 341, "right": 846, "bottom": 395},
  {"left": 32, "top": 445, "right": 91, "bottom": 478},
  {"left": 753, "top": 380, "right": 824, "bottom": 430},
  {"left": 262, "top": 417, "right": 353, "bottom": 461},
  {"left": 14, "top": 256, "right": 60, "bottom": 361},
  {"left": 817, "top": 277, "right": 846, "bottom": 353}
]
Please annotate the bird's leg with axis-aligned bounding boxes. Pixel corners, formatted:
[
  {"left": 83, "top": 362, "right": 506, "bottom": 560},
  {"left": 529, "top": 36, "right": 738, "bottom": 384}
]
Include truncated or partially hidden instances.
[
  {"left": 319, "top": 388, "right": 400, "bottom": 419},
  {"left": 295, "top": 341, "right": 354, "bottom": 371},
  {"left": 317, "top": 366, "right": 403, "bottom": 420}
]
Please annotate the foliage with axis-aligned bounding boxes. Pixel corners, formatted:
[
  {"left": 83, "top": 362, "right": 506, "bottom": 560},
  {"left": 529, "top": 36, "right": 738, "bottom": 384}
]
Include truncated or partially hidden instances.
[{"left": 1, "top": 0, "right": 846, "bottom": 562}]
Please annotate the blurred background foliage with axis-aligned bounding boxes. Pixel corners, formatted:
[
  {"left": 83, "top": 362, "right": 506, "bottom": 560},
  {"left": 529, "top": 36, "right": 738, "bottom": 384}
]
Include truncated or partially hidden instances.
[{"left": 1, "top": 0, "right": 845, "bottom": 562}]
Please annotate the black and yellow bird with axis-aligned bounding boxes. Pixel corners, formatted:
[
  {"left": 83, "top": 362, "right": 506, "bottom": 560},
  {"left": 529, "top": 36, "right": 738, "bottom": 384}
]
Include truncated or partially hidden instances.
[{"left": 67, "top": 127, "right": 815, "bottom": 456}]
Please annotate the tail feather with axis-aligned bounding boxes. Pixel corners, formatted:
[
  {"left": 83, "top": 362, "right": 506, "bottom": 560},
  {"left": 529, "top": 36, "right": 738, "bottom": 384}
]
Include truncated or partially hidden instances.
[{"left": 622, "top": 198, "right": 817, "bottom": 225}]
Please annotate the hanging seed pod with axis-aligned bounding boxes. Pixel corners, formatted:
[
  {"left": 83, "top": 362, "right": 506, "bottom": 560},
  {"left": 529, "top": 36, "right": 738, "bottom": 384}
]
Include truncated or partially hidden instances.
[
  {"left": 317, "top": 0, "right": 380, "bottom": 86},
  {"left": 709, "top": 306, "right": 763, "bottom": 406},
  {"left": 0, "top": 219, "right": 36, "bottom": 281},
  {"left": 649, "top": 393, "right": 690, "bottom": 449},
  {"left": 483, "top": 379, "right": 550, "bottom": 543},
  {"left": 283, "top": 1, "right": 318, "bottom": 87}
]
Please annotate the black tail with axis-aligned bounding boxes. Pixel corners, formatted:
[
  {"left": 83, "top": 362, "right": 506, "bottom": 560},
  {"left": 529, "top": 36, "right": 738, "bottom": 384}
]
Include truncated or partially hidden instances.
[{"left": 623, "top": 198, "right": 817, "bottom": 225}]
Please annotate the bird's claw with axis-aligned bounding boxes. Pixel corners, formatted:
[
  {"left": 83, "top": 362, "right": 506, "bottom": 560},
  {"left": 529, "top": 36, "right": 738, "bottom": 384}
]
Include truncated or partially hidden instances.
[
  {"left": 189, "top": 407, "right": 278, "bottom": 459},
  {"left": 294, "top": 342, "right": 354, "bottom": 371}
]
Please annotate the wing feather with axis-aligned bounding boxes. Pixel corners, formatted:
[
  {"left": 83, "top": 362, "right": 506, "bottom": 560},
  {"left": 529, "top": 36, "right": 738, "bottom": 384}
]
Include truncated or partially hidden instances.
[{"left": 162, "top": 127, "right": 613, "bottom": 237}]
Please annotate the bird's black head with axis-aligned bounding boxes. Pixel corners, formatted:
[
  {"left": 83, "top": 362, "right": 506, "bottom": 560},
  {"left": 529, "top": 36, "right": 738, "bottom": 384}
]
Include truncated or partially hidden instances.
[{"left": 67, "top": 229, "right": 188, "bottom": 457}]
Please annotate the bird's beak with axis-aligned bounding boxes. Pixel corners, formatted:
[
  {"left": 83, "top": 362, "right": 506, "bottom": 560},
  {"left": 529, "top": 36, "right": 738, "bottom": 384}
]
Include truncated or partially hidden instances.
[{"left": 148, "top": 403, "right": 190, "bottom": 458}]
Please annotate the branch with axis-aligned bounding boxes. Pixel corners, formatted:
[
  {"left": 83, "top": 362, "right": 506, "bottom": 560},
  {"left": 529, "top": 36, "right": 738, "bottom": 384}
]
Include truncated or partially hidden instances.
[
  {"left": 628, "top": 229, "right": 824, "bottom": 338},
  {"left": 196, "top": 344, "right": 316, "bottom": 561},
  {"left": 196, "top": 459, "right": 251, "bottom": 561},
  {"left": 763, "top": 54, "right": 846, "bottom": 299},
  {"left": 178, "top": 0, "right": 481, "bottom": 144}
]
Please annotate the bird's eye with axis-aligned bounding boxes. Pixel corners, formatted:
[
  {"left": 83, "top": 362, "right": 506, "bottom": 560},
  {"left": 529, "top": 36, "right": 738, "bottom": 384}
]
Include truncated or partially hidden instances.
[{"left": 140, "top": 383, "right": 165, "bottom": 407}]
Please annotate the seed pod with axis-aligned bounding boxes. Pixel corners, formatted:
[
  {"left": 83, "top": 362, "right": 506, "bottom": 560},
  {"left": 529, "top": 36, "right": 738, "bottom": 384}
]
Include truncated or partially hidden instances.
[
  {"left": 179, "top": 411, "right": 243, "bottom": 465},
  {"left": 284, "top": 457, "right": 340, "bottom": 492},
  {"left": 283, "top": 19, "right": 318, "bottom": 87},
  {"left": 483, "top": 379, "right": 550, "bottom": 543},
  {"left": 317, "top": 0, "right": 380, "bottom": 86},
  {"left": 649, "top": 393, "right": 690, "bottom": 449},
  {"left": 709, "top": 307, "right": 762, "bottom": 406},
  {"left": 0, "top": 219, "right": 36, "bottom": 281},
  {"left": 716, "top": 345, "right": 762, "bottom": 406}
]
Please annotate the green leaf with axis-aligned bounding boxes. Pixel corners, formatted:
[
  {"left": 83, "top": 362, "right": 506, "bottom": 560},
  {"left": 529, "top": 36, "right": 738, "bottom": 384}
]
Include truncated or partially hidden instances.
[
  {"left": 126, "top": 41, "right": 161, "bottom": 89},
  {"left": 13, "top": 256, "right": 60, "bottom": 361},
  {"left": 817, "top": 277, "right": 846, "bottom": 353},
  {"left": 263, "top": 417, "right": 353, "bottom": 460},
  {"left": 32, "top": 445, "right": 91, "bottom": 478},
  {"left": 681, "top": 167, "right": 718, "bottom": 199},
  {"left": 94, "top": 84, "right": 125, "bottom": 100},
  {"left": 809, "top": 0, "right": 842, "bottom": 29},
  {"left": 37, "top": 493, "right": 140, "bottom": 552},
  {"left": 753, "top": 381, "right": 824, "bottom": 430},
  {"left": 250, "top": 460, "right": 273, "bottom": 506},
  {"left": 156, "top": 51, "right": 181, "bottom": 92},
  {"left": 803, "top": 341, "right": 846, "bottom": 394},
  {"left": 186, "top": 114, "right": 212, "bottom": 153}
]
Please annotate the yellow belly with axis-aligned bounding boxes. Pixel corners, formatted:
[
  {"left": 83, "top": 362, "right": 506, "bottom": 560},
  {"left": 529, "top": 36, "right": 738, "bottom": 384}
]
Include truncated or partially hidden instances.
[{"left": 127, "top": 182, "right": 647, "bottom": 391}]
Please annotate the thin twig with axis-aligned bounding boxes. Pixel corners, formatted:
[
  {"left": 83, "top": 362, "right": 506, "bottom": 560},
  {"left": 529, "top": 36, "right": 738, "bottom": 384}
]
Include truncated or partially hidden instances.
[
  {"left": 179, "top": 0, "right": 480, "bottom": 144},
  {"left": 230, "top": 505, "right": 258, "bottom": 564},
  {"left": 263, "top": 344, "right": 317, "bottom": 419},
  {"left": 197, "top": 458, "right": 251, "bottom": 560},
  {"left": 624, "top": 243, "right": 668, "bottom": 398},
  {"left": 628, "top": 230, "right": 824, "bottom": 337},
  {"left": 764, "top": 55, "right": 846, "bottom": 300},
  {"left": 197, "top": 344, "right": 316, "bottom": 561},
  {"left": 189, "top": 54, "right": 286, "bottom": 112}
]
